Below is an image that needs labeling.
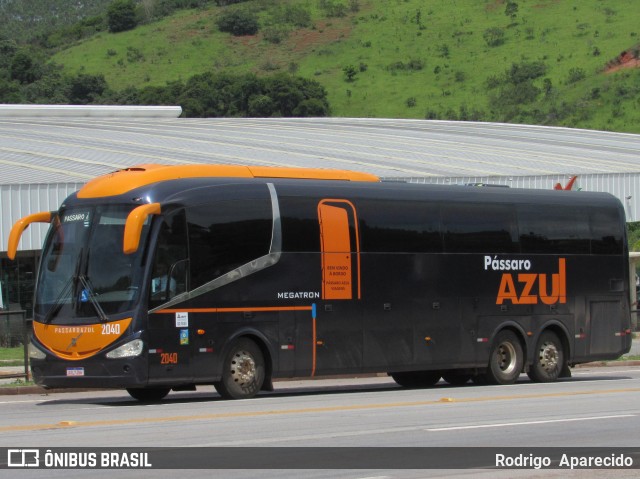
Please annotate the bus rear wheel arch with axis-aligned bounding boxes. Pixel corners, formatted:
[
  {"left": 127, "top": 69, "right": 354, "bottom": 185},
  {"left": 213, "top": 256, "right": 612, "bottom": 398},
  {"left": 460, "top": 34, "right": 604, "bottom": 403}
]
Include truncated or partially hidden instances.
[
  {"left": 484, "top": 329, "right": 524, "bottom": 385},
  {"left": 527, "top": 330, "right": 565, "bottom": 383},
  {"left": 214, "top": 337, "right": 266, "bottom": 400}
]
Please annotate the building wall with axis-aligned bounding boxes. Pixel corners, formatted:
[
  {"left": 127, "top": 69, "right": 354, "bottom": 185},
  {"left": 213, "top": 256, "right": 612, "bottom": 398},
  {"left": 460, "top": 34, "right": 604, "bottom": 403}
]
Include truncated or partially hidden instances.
[{"left": 0, "top": 182, "right": 84, "bottom": 253}]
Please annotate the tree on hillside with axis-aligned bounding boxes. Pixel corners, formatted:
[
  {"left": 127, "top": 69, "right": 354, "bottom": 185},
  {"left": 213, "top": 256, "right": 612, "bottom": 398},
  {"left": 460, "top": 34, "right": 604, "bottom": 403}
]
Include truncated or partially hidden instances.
[
  {"left": 505, "top": 1, "right": 518, "bottom": 23},
  {"left": 10, "top": 51, "right": 41, "bottom": 84},
  {"left": 69, "top": 73, "right": 107, "bottom": 104},
  {"left": 216, "top": 8, "right": 259, "bottom": 36},
  {"left": 107, "top": 0, "right": 138, "bottom": 33},
  {"left": 486, "top": 61, "right": 548, "bottom": 121},
  {"left": 0, "top": 38, "right": 18, "bottom": 70}
]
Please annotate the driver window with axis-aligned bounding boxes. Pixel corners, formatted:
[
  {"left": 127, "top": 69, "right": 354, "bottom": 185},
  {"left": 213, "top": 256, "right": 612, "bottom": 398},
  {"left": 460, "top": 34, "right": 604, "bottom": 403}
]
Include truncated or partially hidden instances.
[{"left": 150, "top": 210, "right": 188, "bottom": 306}]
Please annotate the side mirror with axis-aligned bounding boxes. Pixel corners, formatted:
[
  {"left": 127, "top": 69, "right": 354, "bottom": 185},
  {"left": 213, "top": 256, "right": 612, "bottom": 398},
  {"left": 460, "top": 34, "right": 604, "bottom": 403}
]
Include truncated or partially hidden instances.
[
  {"left": 7, "top": 212, "right": 52, "bottom": 260},
  {"left": 123, "top": 203, "right": 161, "bottom": 254}
]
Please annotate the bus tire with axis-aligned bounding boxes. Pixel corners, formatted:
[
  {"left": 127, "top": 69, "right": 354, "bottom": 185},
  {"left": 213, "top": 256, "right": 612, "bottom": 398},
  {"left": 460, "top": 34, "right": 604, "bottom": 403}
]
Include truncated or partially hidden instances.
[
  {"left": 485, "top": 330, "right": 523, "bottom": 385},
  {"left": 442, "top": 371, "right": 472, "bottom": 385},
  {"left": 527, "top": 331, "right": 564, "bottom": 383},
  {"left": 390, "top": 371, "right": 441, "bottom": 388},
  {"left": 126, "top": 387, "right": 170, "bottom": 402},
  {"left": 215, "top": 337, "right": 265, "bottom": 400}
]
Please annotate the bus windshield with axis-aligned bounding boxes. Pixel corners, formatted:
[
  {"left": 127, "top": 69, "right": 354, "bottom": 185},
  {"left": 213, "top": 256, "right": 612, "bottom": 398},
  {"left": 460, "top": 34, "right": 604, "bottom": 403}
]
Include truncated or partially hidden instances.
[{"left": 34, "top": 205, "right": 151, "bottom": 323}]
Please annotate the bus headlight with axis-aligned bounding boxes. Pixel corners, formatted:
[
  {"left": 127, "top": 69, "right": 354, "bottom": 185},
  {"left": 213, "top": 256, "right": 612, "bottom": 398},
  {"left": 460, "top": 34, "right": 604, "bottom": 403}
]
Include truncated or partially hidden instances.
[
  {"left": 28, "top": 343, "right": 46, "bottom": 360},
  {"left": 106, "top": 339, "right": 143, "bottom": 359}
]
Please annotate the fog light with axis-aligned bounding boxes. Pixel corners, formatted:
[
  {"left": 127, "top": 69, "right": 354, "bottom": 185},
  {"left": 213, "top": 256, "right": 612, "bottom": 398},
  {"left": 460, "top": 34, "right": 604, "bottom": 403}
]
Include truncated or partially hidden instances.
[{"left": 28, "top": 343, "right": 46, "bottom": 360}]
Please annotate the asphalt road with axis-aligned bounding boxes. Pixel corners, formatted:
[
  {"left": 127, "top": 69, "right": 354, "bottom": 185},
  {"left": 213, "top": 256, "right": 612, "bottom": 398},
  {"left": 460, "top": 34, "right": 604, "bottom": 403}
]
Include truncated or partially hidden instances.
[{"left": 1, "top": 366, "right": 640, "bottom": 478}]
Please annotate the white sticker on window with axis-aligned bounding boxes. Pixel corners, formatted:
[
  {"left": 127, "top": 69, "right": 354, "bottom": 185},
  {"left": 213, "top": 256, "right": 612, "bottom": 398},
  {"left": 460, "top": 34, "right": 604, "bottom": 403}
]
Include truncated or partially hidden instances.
[{"left": 175, "top": 312, "right": 188, "bottom": 328}]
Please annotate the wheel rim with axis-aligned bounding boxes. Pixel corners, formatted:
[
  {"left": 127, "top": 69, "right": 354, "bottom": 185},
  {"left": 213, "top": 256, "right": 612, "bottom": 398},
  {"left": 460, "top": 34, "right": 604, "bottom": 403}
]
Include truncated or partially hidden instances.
[
  {"left": 538, "top": 341, "right": 559, "bottom": 372},
  {"left": 230, "top": 350, "right": 256, "bottom": 385},
  {"left": 496, "top": 341, "right": 518, "bottom": 375}
]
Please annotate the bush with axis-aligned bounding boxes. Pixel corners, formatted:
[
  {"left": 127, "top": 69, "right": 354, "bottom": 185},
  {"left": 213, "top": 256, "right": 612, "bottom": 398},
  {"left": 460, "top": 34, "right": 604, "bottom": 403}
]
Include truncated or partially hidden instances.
[
  {"left": 507, "top": 61, "right": 546, "bottom": 83},
  {"left": 69, "top": 74, "right": 107, "bottom": 104},
  {"left": 107, "top": 0, "right": 138, "bottom": 34},
  {"left": 216, "top": 9, "right": 259, "bottom": 36},
  {"left": 319, "top": 1, "right": 348, "bottom": 18},
  {"left": 387, "top": 59, "right": 424, "bottom": 72},
  {"left": 10, "top": 51, "right": 39, "bottom": 84},
  {"left": 567, "top": 67, "right": 586, "bottom": 84},
  {"left": 343, "top": 65, "right": 357, "bottom": 81},
  {"left": 248, "top": 94, "right": 276, "bottom": 117},
  {"left": 483, "top": 27, "right": 505, "bottom": 47},
  {"left": 272, "top": 5, "right": 312, "bottom": 28},
  {"left": 263, "top": 26, "right": 289, "bottom": 44},
  {"left": 293, "top": 98, "right": 329, "bottom": 116},
  {"left": 214, "top": 0, "right": 251, "bottom": 5}
]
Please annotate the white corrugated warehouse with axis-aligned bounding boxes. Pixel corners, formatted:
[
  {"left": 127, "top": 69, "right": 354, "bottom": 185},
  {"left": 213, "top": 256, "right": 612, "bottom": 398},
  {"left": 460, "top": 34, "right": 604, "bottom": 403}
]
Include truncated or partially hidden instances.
[{"left": 1, "top": 105, "right": 640, "bottom": 314}]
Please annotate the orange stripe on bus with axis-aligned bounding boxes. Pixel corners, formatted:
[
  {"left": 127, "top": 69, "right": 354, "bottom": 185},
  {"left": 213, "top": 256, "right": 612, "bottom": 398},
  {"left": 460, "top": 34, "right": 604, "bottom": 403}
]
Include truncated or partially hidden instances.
[{"left": 155, "top": 306, "right": 313, "bottom": 314}]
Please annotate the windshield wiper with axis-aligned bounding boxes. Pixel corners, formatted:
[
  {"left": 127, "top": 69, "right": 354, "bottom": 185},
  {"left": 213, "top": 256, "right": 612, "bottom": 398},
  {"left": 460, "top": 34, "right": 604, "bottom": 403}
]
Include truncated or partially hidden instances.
[
  {"left": 43, "top": 276, "right": 73, "bottom": 324},
  {"left": 77, "top": 248, "right": 108, "bottom": 322},
  {"left": 43, "top": 248, "right": 83, "bottom": 324}
]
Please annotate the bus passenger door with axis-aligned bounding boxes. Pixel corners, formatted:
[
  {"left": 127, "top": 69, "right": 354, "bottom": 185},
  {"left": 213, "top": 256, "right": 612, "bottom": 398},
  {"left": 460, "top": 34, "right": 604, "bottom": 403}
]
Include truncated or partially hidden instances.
[
  {"left": 147, "top": 210, "right": 193, "bottom": 386},
  {"left": 315, "top": 200, "right": 363, "bottom": 375}
]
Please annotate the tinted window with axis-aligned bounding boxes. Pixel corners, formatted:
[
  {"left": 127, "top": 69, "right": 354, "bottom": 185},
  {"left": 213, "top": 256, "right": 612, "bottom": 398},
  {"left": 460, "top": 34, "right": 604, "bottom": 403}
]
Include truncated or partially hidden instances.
[
  {"left": 443, "top": 203, "right": 517, "bottom": 253},
  {"left": 518, "top": 205, "right": 590, "bottom": 254},
  {"left": 590, "top": 207, "right": 623, "bottom": 254},
  {"left": 359, "top": 199, "right": 442, "bottom": 253},
  {"left": 280, "top": 196, "right": 321, "bottom": 253},
  {"left": 149, "top": 209, "right": 188, "bottom": 307},
  {"left": 187, "top": 200, "right": 272, "bottom": 289}
]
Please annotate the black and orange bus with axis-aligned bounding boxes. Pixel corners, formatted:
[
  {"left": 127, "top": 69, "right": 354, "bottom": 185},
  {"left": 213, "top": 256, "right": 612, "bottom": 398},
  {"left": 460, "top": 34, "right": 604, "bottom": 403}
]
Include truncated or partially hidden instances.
[{"left": 8, "top": 164, "right": 632, "bottom": 401}]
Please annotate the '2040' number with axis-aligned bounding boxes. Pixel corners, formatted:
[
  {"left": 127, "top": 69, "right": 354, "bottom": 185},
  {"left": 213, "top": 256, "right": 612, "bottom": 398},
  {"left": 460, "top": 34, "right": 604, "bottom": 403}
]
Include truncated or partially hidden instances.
[
  {"left": 160, "top": 352, "right": 178, "bottom": 365},
  {"left": 101, "top": 323, "right": 120, "bottom": 335}
]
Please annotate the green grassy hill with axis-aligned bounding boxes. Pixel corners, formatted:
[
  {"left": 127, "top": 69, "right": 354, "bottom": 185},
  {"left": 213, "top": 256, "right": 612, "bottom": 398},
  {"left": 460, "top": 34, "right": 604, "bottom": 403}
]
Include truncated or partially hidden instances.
[{"left": 51, "top": 0, "right": 640, "bottom": 132}]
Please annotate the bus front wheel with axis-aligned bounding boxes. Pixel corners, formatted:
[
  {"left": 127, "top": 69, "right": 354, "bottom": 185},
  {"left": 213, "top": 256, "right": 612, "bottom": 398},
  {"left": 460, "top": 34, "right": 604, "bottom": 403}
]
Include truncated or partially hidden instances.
[
  {"left": 527, "top": 331, "right": 564, "bottom": 383},
  {"left": 485, "top": 330, "right": 523, "bottom": 385},
  {"left": 215, "top": 338, "right": 265, "bottom": 400}
]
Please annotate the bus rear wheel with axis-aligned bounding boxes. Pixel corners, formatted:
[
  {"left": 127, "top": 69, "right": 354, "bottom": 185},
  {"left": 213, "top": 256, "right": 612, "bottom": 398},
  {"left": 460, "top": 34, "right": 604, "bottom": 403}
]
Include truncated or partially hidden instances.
[
  {"left": 127, "top": 387, "right": 170, "bottom": 402},
  {"left": 215, "top": 338, "right": 265, "bottom": 400},
  {"left": 390, "top": 371, "right": 441, "bottom": 388},
  {"left": 485, "top": 330, "right": 523, "bottom": 385},
  {"left": 527, "top": 331, "right": 564, "bottom": 383}
]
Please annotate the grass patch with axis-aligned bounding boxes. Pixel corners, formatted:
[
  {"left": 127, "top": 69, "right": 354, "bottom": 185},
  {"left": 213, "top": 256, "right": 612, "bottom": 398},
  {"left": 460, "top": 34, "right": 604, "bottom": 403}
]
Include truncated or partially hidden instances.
[
  {"left": 619, "top": 355, "right": 640, "bottom": 361},
  {"left": 0, "top": 378, "right": 35, "bottom": 388},
  {"left": 0, "top": 347, "right": 25, "bottom": 361},
  {"left": 0, "top": 360, "right": 26, "bottom": 367}
]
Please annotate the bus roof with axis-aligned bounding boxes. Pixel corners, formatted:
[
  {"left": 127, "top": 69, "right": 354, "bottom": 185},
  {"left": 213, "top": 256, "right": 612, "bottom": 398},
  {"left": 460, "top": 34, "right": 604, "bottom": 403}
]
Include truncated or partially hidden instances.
[{"left": 77, "top": 164, "right": 380, "bottom": 199}]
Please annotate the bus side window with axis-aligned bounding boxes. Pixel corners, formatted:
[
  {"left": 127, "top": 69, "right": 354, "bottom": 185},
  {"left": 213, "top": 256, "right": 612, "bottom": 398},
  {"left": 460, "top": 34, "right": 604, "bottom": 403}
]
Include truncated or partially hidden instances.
[
  {"left": 518, "top": 205, "right": 590, "bottom": 254},
  {"left": 358, "top": 199, "right": 442, "bottom": 253},
  {"left": 187, "top": 199, "right": 272, "bottom": 290},
  {"left": 443, "top": 203, "right": 517, "bottom": 253},
  {"left": 590, "top": 207, "right": 623, "bottom": 255}
]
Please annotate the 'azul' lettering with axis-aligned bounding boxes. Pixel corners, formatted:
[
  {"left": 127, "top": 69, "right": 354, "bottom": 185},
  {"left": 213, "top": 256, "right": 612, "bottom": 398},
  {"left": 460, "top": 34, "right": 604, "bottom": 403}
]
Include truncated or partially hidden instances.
[{"left": 496, "top": 258, "right": 566, "bottom": 305}]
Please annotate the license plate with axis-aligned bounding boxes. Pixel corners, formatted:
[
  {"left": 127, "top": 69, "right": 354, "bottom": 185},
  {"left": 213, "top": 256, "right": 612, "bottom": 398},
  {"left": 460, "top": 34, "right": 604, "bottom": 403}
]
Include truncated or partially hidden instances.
[{"left": 66, "top": 367, "right": 84, "bottom": 377}]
